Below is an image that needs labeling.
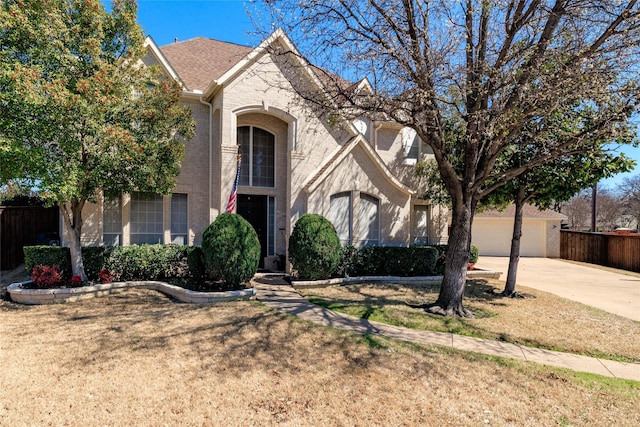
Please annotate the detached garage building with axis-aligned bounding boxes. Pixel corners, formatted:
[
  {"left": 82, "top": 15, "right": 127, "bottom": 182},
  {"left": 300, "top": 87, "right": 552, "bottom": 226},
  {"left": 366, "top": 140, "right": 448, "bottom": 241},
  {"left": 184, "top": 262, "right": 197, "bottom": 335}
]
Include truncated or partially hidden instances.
[{"left": 472, "top": 204, "right": 567, "bottom": 257}]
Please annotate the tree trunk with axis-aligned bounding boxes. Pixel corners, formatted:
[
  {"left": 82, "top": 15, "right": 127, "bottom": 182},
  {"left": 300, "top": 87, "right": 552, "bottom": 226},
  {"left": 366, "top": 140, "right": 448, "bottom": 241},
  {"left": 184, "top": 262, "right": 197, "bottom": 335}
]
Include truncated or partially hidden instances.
[
  {"left": 60, "top": 200, "right": 87, "bottom": 282},
  {"left": 426, "top": 197, "right": 475, "bottom": 317},
  {"left": 502, "top": 186, "right": 526, "bottom": 297}
]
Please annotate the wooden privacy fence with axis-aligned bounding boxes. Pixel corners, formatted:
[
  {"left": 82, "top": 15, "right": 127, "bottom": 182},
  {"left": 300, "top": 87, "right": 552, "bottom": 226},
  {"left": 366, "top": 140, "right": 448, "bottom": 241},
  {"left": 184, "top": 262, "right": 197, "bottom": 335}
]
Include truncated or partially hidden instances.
[
  {"left": 560, "top": 230, "right": 640, "bottom": 273},
  {"left": 0, "top": 205, "right": 59, "bottom": 271}
]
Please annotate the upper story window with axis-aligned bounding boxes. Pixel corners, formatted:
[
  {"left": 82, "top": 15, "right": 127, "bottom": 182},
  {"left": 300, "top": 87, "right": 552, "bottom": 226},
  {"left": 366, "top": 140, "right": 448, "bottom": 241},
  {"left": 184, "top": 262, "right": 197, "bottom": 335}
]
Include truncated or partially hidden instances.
[
  {"left": 238, "top": 126, "right": 275, "bottom": 188},
  {"left": 402, "top": 127, "right": 419, "bottom": 164},
  {"left": 353, "top": 117, "right": 371, "bottom": 140}
]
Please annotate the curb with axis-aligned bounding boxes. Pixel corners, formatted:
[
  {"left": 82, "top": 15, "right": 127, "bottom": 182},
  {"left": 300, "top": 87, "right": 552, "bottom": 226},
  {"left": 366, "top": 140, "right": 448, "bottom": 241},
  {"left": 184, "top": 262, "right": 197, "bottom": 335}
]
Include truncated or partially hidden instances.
[
  {"left": 291, "top": 270, "right": 502, "bottom": 289},
  {"left": 7, "top": 280, "right": 256, "bottom": 305}
]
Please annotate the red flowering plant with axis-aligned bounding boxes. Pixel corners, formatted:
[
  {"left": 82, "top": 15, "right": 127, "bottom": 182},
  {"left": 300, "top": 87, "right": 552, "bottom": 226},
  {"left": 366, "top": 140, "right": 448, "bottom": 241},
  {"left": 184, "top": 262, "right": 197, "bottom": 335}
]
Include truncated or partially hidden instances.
[
  {"left": 98, "top": 269, "right": 113, "bottom": 284},
  {"left": 31, "top": 265, "right": 63, "bottom": 289},
  {"left": 68, "top": 275, "right": 83, "bottom": 287}
]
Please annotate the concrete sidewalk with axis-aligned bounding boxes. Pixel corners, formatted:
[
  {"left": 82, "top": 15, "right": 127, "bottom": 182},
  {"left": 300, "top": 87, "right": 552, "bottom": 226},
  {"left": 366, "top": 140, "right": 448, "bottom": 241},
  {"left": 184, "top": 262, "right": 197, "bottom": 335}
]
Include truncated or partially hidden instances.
[
  {"left": 252, "top": 275, "right": 640, "bottom": 382},
  {"left": 477, "top": 257, "right": 640, "bottom": 321}
]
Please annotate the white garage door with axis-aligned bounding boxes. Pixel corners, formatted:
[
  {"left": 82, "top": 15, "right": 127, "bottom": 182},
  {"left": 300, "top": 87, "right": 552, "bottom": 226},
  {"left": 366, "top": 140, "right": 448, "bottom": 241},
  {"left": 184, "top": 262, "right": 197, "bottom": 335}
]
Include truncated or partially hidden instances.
[{"left": 472, "top": 219, "right": 546, "bottom": 257}]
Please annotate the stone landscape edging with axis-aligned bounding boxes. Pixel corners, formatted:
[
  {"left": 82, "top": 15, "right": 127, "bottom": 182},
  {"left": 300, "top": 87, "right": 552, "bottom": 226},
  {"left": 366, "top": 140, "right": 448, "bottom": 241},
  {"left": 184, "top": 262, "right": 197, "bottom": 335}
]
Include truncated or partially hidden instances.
[
  {"left": 291, "top": 269, "right": 502, "bottom": 289},
  {"left": 7, "top": 280, "right": 256, "bottom": 305}
]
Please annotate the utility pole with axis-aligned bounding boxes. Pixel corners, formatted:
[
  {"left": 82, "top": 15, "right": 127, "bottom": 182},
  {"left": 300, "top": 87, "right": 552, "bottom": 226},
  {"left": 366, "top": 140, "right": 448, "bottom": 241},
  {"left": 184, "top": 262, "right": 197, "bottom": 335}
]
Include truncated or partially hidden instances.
[{"left": 591, "top": 183, "right": 597, "bottom": 232}]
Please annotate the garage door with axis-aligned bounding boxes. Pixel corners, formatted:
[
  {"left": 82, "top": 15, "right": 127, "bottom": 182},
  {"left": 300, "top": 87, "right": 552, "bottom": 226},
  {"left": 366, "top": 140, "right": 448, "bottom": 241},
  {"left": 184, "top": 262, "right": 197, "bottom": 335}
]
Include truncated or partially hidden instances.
[{"left": 472, "top": 219, "right": 546, "bottom": 257}]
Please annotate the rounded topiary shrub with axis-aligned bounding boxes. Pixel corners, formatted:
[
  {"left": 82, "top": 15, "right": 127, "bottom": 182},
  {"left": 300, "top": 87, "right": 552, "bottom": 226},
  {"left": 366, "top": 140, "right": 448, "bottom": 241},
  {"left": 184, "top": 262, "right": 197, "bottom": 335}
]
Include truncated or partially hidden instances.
[
  {"left": 289, "top": 214, "right": 341, "bottom": 280},
  {"left": 202, "top": 213, "right": 260, "bottom": 289}
]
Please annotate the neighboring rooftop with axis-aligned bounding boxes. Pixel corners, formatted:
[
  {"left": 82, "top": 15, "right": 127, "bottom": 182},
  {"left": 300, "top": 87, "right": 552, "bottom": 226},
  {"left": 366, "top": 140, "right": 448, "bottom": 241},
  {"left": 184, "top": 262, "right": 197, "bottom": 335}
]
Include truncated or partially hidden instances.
[
  {"left": 160, "top": 37, "right": 253, "bottom": 91},
  {"left": 475, "top": 204, "right": 567, "bottom": 220}
]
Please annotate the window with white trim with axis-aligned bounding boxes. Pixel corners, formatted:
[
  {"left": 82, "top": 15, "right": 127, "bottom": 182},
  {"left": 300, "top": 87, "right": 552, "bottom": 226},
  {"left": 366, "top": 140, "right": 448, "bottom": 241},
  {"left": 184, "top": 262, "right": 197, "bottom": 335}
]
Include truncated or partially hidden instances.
[
  {"left": 170, "top": 193, "right": 188, "bottom": 245},
  {"left": 328, "top": 192, "right": 380, "bottom": 247},
  {"left": 402, "top": 127, "right": 420, "bottom": 163},
  {"left": 130, "top": 192, "right": 164, "bottom": 245},
  {"left": 357, "top": 194, "right": 379, "bottom": 247},
  {"left": 238, "top": 126, "right": 275, "bottom": 187},
  {"left": 328, "top": 192, "right": 352, "bottom": 245},
  {"left": 413, "top": 205, "right": 430, "bottom": 245},
  {"left": 103, "top": 197, "right": 122, "bottom": 246}
]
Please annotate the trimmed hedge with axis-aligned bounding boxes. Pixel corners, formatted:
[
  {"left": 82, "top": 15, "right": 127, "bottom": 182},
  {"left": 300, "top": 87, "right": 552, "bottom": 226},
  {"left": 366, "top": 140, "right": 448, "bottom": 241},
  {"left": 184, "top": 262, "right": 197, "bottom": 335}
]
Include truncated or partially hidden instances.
[
  {"left": 201, "top": 213, "right": 260, "bottom": 289},
  {"left": 24, "top": 246, "right": 104, "bottom": 280},
  {"left": 338, "top": 245, "right": 439, "bottom": 277},
  {"left": 289, "top": 214, "right": 342, "bottom": 280},
  {"left": 104, "top": 244, "right": 195, "bottom": 281},
  {"left": 24, "top": 244, "right": 203, "bottom": 282}
]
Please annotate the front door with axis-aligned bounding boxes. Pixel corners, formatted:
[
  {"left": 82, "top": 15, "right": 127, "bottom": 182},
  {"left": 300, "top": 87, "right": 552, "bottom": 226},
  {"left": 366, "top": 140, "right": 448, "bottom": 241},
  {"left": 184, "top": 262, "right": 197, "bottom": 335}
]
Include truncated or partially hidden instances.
[{"left": 237, "top": 195, "right": 268, "bottom": 268}]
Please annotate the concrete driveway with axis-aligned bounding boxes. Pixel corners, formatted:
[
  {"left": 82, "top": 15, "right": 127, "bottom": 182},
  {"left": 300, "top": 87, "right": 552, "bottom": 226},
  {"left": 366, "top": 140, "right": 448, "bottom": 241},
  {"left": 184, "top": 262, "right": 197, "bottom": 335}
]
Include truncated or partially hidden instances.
[{"left": 476, "top": 257, "right": 640, "bottom": 322}]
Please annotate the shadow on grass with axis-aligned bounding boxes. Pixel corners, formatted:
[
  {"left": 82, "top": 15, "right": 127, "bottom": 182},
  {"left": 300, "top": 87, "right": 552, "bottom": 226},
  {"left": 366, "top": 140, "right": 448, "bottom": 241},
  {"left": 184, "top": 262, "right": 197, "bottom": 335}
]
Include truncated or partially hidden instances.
[
  {"left": 0, "top": 288, "right": 446, "bottom": 380},
  {"left": 299, "top": 279, "right": 532, "bottom": 341}
]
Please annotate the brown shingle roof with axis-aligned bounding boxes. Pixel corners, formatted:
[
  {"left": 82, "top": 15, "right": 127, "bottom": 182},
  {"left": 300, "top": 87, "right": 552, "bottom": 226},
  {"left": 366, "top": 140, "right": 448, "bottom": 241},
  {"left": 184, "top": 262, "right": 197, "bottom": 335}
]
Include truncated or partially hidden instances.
[{"left": 160, "top": 37, "right": 253, "bottom": 91}]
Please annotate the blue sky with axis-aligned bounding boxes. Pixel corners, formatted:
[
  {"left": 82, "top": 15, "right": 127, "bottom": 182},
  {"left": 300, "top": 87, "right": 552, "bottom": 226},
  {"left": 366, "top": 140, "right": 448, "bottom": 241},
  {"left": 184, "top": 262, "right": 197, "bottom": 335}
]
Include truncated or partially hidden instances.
[{"left": 105, "top": 0, "right": 640, "bottom": 189}]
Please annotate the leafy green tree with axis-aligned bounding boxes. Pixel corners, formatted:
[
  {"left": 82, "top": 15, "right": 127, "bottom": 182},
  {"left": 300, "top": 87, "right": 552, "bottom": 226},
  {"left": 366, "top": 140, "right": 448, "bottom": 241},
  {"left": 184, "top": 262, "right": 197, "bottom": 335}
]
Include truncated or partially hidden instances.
[
  {"left": 492, "top": 150, "right": 633, "bottom": 297},
  {"left": 419, "top": 131, "right": 634, "bottom": 297},
  {"left": 0, "top": 0, "right": 195, "bottom": 281},
  {"left": 262, "top": 1, "right": 640, "bottom": 316}
]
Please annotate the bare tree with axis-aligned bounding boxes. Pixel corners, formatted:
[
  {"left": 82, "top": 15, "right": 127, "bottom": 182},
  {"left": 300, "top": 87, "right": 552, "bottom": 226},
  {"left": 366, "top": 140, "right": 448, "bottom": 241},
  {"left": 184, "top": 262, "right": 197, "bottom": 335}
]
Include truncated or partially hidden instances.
[
  {"left": 563, "top": 191, "right": 592, "bottom": 230},
  {"left": 597, "top": 187, "right": 625, "bottom": 231},
  {"left": 619, "top": 175, "right": 640, "bottom": 230},
  {"left": 260, "top": 1, "right": 640, "bottom": 316}
]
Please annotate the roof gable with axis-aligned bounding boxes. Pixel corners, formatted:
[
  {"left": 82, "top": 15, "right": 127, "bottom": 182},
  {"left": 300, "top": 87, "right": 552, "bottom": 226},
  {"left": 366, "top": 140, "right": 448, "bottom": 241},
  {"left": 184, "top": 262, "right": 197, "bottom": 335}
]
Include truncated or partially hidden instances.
[{"left": 303, "top": 135, "right": 414, "bottom": 195}]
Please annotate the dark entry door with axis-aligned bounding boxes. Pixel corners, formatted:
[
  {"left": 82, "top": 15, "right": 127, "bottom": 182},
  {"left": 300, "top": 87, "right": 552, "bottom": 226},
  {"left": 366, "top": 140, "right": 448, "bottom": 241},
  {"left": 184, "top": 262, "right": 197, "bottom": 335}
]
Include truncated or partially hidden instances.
[{"left": 237, "top": 195, "right": 267, "bottom": 268}]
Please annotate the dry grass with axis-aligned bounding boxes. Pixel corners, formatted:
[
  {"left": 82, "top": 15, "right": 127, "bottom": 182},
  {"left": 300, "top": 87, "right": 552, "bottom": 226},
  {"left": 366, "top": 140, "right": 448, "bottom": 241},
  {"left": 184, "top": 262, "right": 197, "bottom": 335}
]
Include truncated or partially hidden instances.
[
  {"left": 0, "top": 289, "right": 638, "bottom": 426},
  {"left": 299, "top": 279, "right": 640, "bottom": 363}
]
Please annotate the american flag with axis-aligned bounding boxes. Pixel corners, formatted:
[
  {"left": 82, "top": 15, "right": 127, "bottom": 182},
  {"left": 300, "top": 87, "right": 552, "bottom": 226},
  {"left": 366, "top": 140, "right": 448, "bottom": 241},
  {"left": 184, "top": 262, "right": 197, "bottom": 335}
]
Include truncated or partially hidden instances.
[{"left": 225, "top": 153, "right": 241, "bottom": 213}]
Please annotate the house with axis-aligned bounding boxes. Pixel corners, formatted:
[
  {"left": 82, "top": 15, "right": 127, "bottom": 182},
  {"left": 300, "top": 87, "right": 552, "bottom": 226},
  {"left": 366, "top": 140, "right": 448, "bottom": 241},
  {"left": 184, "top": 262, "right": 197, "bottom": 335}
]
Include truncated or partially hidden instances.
[
  {"left": 68, "top": 30, "right": 447, "bottom": 269},
  {"left": 471, "top": 204, "right": 567, "bottom": 257}
]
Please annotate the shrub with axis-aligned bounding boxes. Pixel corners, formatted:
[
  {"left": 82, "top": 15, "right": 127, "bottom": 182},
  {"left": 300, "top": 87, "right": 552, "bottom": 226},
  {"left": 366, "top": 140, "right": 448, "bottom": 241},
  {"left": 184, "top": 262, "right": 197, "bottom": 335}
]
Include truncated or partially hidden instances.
[
  {"left": 98, "top": 269, "right": 113, "bottom": 284},
  {"left": 337, "top": 245, "right": 439, "bottom": 277},
  {"left": 103, "top": 244, "right": 191, "bottom": 281},
  {"left": 24, "top": 246, "right": 105, "bottom": 281},
  {"left": 68, "top": 275, "right": 83, "bottom": 287},
  {"left": 289, "top": 214, "right": 342, "bottom": 280},
  {"left": 24, "top": 246, "right": 71, "bottom": 279},
  {"left": 24, "top": 244, "right": 210, "bottom": 284},
  {"left": 201, "top": 213, "right": 260, "bottom": 289},
  {"left": 82, "top": 247, "right": 105, "bottom": 280},
  {"left": 469, "top": 244, "right": 480, "bottom": 264},
  {"left": 186, "top": 246, "right": 205, "bottom": 282},
  {"left": 434, "top": 244, "right": 480, "bottom": 273},
  {"left": 31, "top": 265, "right": 63, "bottom": 288},
  {"left": 336, "top": 245, "right": 363, "bottom": 277}
]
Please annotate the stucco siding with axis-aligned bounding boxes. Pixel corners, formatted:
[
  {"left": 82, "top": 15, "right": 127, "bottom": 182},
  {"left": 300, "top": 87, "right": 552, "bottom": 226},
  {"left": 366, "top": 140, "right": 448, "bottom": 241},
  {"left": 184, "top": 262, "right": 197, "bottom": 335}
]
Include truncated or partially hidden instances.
[{"left": 307, "top": 144, "right": 411, "bottom": 246}]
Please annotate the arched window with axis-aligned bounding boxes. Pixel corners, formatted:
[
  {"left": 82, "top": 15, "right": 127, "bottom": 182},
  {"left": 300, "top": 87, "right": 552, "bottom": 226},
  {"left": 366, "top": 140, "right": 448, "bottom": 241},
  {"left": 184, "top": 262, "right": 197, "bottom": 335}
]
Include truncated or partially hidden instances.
[
  {"left": 328, "top": 192, "right": 380, "bottom": 247},
  {"left": 358, "top": 194, "right": 379, "bottom": 247},
  {"left": 328, "top": 192, "right": 352, "bottom": 245},
  {"left": 238, "top": 126, "right": 275, "bottom": 187}
]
